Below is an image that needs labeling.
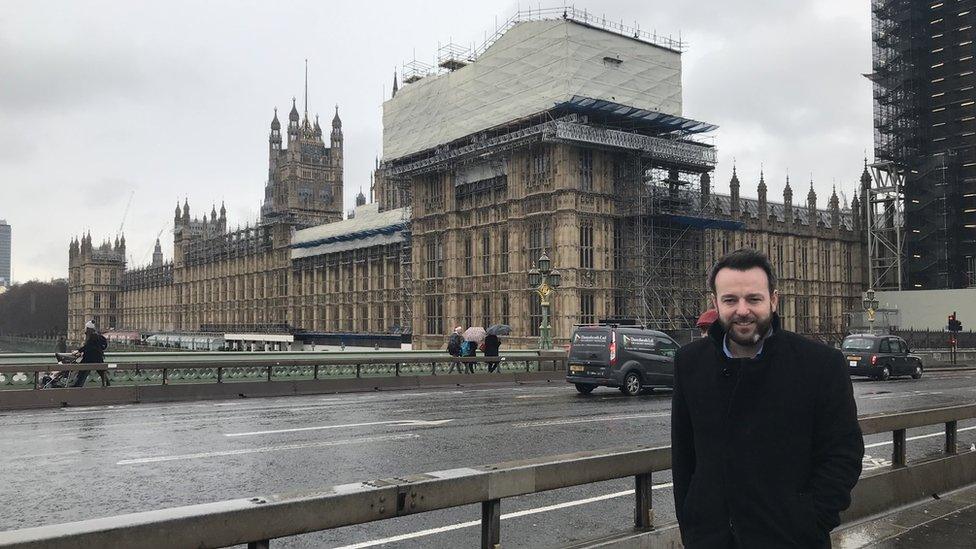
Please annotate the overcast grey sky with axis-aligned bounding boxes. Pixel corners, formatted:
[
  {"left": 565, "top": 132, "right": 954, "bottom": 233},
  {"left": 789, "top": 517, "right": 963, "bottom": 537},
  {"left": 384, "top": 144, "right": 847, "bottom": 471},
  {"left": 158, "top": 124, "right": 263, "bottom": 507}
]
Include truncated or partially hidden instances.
[{"left": 0, "top": 0, "right": 873, "bottom": 283}]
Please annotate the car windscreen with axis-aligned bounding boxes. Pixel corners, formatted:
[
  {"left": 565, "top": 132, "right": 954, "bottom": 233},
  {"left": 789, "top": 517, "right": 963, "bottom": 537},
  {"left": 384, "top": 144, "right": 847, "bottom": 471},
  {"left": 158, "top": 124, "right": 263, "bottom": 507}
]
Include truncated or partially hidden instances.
[
  {"left": 569, "top": 330, "right": 609, "bottom": 356},
  {"left": 842, "top": 338, "right": 875, "bottom": 351}
]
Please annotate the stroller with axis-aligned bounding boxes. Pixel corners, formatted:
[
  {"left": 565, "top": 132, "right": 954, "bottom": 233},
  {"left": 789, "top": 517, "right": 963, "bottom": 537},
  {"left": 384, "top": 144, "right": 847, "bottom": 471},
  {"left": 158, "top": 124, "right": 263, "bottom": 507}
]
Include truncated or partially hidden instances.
[{"left": 39, "top": 352, "right": 80, "bottom": 389}]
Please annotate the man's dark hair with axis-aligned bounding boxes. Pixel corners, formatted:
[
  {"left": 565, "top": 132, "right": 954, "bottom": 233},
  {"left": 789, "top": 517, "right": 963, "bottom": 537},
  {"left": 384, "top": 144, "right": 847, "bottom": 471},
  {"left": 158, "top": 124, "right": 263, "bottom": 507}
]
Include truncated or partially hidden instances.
[{"left": 707, "top": 248, "right": 777, "bottom": 295}]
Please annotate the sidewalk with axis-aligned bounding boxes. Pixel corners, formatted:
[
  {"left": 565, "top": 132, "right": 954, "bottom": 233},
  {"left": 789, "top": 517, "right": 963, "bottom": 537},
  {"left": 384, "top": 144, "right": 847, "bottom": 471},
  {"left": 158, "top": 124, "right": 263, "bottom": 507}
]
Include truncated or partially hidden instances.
[{"left": 833, "top": 483, "right": 976, "bottom": 548}]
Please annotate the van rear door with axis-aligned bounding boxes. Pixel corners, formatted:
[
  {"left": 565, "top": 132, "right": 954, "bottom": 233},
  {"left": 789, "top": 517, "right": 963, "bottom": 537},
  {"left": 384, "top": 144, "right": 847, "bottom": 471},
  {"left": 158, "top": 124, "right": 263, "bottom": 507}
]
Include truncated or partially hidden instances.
[{"left": 568, "top": 328, "right": 610, "bottom": 377}]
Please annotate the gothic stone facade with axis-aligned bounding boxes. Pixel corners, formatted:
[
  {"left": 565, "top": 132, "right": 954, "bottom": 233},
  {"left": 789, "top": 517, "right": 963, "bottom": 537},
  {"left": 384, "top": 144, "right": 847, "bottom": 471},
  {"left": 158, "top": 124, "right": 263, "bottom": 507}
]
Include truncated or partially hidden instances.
[
  {"left": 379, "top": 142, "right": 868, "bottom": 350},
  {"left": 67, "top": 234, "right": 125, "bottom": 338}
]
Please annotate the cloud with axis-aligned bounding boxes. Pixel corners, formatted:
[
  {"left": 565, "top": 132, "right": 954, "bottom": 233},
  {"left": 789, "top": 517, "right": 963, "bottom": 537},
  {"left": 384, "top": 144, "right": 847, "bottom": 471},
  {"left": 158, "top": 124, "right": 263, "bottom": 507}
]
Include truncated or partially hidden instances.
[{"left": 1, "top": 0, "right": 876, "bottom": 282}]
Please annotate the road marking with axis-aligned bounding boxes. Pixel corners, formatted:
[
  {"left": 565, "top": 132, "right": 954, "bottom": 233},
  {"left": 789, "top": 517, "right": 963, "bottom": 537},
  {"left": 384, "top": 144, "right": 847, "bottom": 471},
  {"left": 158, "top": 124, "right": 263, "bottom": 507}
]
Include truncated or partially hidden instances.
[
  {"left": 116, "top": 433, "right": 419, "bottom": 465},
  {"left": 225, "top": 419, "right": 454, "bottom": 437},
  {"left": 514, "top": 394, "right": 557, "bottom": 399},
  {"left": 864, "top": 425, "right": 976, "bottom": 449},
  {"left": 862, "top": 454, "right": 892, "bottom": 471},
  {"left": 514, "top": 412, "right": 669, "bottom": 428},
  {"left": 332, "top": 482, "right": 674, "bottom": 549},
  {"left": 868, "top": 391, "right": 943, "bottom": 400},
  {"left": 2, "top": 449, "right": 82, "bottom": 461}
]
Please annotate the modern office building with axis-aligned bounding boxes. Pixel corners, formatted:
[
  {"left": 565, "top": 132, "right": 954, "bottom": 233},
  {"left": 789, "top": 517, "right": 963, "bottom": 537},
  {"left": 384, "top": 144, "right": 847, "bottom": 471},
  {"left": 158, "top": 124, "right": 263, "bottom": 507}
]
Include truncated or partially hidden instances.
[{"left": 0, "top": 219, "right": 10, "bottom": 287}]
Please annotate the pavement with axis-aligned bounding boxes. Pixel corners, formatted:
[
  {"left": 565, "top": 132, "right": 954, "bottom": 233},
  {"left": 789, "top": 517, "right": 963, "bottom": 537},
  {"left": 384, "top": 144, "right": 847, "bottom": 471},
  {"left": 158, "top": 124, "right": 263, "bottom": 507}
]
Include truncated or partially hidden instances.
[
  {"left": 3, "top": 368, "right": 976, "bottom": 547},
  {"left": 833, "top": 483, "right": 976, "bottom": 548}
]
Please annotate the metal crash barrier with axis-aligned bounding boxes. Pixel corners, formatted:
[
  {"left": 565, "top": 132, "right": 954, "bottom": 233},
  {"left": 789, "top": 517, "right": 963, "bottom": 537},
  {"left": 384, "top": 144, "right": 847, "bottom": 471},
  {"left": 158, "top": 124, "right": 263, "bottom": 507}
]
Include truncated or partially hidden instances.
[
  {"left": 1, "top": 405, "right": 974, "bottom": 549},
  {"left": 0, "top": 351, "right": 568, "bottom": 410}
]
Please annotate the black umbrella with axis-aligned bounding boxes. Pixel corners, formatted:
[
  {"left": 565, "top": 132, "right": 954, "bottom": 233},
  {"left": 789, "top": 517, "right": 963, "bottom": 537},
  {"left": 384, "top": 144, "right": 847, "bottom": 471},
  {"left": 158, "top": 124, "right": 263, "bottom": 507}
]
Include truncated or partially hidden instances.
[{"left": 487, "top": 324, "right": 512, "bottom": 336}]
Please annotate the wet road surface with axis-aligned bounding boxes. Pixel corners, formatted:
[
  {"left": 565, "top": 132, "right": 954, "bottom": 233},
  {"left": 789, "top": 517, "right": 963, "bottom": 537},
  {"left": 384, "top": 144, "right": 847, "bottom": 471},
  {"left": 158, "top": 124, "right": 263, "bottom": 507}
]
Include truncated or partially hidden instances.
[{"left": 3, "top": 369, "right": 976, "bottom": 547}]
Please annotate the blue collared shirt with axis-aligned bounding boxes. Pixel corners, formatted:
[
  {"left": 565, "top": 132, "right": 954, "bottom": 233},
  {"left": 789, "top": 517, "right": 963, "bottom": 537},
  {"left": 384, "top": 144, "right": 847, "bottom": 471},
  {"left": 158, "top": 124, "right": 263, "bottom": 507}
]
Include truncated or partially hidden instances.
[{"left": 722, "top": 328, "right": 774, "bottom": 359}]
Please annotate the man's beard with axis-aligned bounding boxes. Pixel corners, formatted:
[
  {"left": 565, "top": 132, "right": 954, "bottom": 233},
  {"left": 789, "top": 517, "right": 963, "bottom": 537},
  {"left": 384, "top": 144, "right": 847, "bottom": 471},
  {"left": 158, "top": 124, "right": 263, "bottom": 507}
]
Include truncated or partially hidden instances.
[{"left": 721, "top": 310, "right": 773, "bottom": 348}]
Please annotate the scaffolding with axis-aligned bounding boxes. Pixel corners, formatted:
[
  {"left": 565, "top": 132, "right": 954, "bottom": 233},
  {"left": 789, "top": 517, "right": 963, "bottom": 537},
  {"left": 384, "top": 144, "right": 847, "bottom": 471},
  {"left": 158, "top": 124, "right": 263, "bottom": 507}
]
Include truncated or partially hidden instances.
[
  {"left": 870, "top": 0, "right": 924, "bottom": 166},
  {"left": 867, "top": 161, "right": 905, "bottom": 291},
  {"left": 612, "top": 156, "right": 735, "bottom": 332}
]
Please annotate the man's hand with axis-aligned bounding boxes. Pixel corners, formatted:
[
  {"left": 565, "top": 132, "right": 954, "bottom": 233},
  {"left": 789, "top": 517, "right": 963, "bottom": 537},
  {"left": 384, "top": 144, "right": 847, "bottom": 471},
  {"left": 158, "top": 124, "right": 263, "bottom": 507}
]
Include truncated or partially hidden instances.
[{"left": 72, "top": 351, "right": 81, "bottom": 357}]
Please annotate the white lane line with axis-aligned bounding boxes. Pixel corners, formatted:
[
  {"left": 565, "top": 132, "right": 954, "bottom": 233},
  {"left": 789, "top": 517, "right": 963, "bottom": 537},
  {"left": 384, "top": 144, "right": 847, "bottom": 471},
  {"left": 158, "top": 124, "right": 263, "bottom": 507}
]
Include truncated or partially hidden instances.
[
  {"left": 514, "top": 394, "right": 557, "bottom": 399},
  {"left": 116, "top": 433, "right": 419, "bottom": 465},
  {"left": 332, "top": 483, "right": 674, "bottom": 549},
  {"left": 868, "top": 391, "right": 943, "bottom": 400},
  {"left": 514, "top": 412, "right": 669, "bottom": 428},
  {"left": 864, "top": 425, "right": 976, "bottom": 449},
  {"left": 2, "top": 450, "right": 82, "bottom": 461},
  {"left": 225, "top": 419, "right": 454, "bottom": 437}
]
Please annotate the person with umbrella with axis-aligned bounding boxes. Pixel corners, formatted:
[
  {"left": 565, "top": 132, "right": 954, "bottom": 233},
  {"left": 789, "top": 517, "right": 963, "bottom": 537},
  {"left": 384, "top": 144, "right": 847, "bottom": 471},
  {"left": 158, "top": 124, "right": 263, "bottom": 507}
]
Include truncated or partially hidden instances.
[
  {"left": 461, "top": 326, "right": 486, "bottom": 373},
  {"left": 484, "top": 324, "right": 510, "bottom": 373}
]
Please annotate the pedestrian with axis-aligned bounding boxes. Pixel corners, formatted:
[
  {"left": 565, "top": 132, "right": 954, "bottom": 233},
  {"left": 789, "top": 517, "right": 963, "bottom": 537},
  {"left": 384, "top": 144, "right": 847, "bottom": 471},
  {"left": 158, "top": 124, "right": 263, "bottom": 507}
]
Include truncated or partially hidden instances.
[
  {"left": 460, "top": 337, "right": 477, "bottom": 374},
  {"left": 71, "top": 320, "right": 111, "bottom": 387},
  {"left": 483, "top": 333, "right": 501, "bottom": 372},
  {"left": 56, "top": 335, "right": 67, "bottom": 354},
  {"left": 695, "top": 309, "right": 718, "bottom": 338},
  {"left": 446, "top": 326, "right": 464, "bottom": 374},
  {"left": 671, "top": 248, "right": 863, "bottom": 548}
]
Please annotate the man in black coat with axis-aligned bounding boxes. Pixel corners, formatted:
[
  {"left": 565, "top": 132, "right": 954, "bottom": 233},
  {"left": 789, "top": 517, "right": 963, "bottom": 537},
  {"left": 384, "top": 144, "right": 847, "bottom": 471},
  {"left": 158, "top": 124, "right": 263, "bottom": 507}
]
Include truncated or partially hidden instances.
[{"left": 671, "top": 249, "right": 863, "bottom": 548}]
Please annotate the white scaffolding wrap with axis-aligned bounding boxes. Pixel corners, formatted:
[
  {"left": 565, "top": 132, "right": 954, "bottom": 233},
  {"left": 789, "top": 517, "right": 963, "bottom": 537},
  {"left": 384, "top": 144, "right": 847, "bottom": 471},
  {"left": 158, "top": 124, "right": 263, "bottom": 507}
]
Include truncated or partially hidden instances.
[
  {"left": 290, "top": 204, "right": 410, "bottom": 259},
  {"left": 382, "top": 18, "right": 682, "bottom": 161}
]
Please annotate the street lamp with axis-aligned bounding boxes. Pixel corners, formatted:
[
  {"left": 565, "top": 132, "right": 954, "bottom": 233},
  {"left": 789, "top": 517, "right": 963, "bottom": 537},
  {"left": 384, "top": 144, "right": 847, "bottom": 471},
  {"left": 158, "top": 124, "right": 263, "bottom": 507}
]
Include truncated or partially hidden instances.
[
  {"left": 528, "top": 251, "right": 560, "bottom": 349},
  {"left": 862, "top": 288, "right": 880, "bottom": 334}
]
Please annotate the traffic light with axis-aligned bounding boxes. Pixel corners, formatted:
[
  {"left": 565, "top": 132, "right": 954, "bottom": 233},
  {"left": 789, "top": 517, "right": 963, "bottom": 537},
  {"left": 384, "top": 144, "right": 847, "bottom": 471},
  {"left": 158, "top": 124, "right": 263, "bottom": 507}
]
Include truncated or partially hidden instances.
[{"left": 948, "top": 312, "right": 963, "bottom": 332}]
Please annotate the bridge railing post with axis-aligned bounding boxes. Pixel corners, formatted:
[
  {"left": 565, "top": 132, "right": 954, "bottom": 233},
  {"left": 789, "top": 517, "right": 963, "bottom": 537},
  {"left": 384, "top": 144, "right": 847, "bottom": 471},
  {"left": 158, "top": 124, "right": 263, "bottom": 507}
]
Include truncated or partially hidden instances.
[
  {"left": 248, "top": 540, "right": 270, "bottom": 549},
  {"left": 635, "top": 471, "right": 654, "bottom": 529},
  {"left": 892, "top": 429, "right": 907, "bottom": 467},
  {"left": 481, "top": 498, "right": 501, "bottom": 549},
  {"left": 946, "top": 421, "right": 958, "bottom": 454}
]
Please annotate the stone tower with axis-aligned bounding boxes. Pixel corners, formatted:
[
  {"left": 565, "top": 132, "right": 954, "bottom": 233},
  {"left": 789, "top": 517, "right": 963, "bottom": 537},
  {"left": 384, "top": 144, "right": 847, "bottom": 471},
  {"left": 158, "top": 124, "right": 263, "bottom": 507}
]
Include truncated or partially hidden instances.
[
  {"left": 67, "top": 232, "right": 126, "bottom": 340},
  {"left": 261, "top": 87, "right": 344, "bottom": 228}
]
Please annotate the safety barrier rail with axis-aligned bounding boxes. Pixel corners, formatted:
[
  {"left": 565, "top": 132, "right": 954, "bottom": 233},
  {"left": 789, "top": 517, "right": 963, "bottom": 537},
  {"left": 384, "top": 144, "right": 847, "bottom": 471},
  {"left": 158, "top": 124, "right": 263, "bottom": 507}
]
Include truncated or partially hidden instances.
[
  {"left": 0, "top": 351, "right": 567, "bottom": 390},
  {"left": 1, "top": 404, "right": 974, "bottom": 548}
]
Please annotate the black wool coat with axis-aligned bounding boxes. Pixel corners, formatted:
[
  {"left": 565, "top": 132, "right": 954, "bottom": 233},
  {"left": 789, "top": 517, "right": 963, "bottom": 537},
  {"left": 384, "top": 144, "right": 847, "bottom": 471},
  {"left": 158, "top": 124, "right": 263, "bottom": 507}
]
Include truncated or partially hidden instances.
[{"left": 671, "top": 314, "right": 863, "bottom": 548}]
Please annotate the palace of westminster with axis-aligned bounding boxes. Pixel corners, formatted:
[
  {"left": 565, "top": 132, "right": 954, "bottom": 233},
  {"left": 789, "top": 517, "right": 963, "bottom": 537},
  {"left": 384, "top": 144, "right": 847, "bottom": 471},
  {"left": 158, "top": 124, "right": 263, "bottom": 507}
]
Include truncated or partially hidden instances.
[{"left": 68, "top": 13, "right": 870, "bottom": 349}]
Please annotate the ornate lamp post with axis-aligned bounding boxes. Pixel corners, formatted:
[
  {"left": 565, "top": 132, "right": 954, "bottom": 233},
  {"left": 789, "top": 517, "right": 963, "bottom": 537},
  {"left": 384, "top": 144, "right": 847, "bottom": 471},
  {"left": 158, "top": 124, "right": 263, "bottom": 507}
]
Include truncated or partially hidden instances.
[
  {"left": 528, "top": 251, "right": 561, "bottom": 349},
  {"left": 862, "top": 288, "right": 879, "bottom": 334}
]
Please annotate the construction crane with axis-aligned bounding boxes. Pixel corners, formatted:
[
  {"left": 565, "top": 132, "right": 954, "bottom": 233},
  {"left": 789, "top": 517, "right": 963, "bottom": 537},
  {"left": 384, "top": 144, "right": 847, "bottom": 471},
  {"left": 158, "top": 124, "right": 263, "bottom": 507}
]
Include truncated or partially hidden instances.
[{"left": 117, "top": 190, "right": 135, "bottom": 237}]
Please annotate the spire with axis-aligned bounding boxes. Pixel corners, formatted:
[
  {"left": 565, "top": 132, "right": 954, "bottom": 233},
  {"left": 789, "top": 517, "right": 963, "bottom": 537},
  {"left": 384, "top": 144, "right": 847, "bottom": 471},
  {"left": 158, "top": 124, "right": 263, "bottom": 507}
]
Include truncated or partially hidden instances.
[
  {"left": 332, "top": 104, "right": 341, "bottom": 128},
  {"left": 860, "top": 157, "right": 872, "bottom": 193},
  {"left": 392, "top": 71, "right": 398, "bottom": 98},
  {"left": 314, "top": 114, "right": 322, "bottom": 136},
  {"left": 220, "top": 201, "right": 226, "bottom": 217},
  {"left": 807, "top": 177, "right": 817, "bottom": 204},
  {"left": 729, "top": 165, "right": 740, "bottom": 217},
  {"left": 289, "top": 97, "right": 299, "bottom": 122},
  {"left": 303, "top": 58, "right": 309, "bottom": 120},
  {"left": 270, "top": 107, "right": 280, "bottom": 130},
  {"left": 175, "top": 202, "right": 181, "bottom": 219},
  {"left": 211, "top": 204, "right": 217, "bottom": 222},
  {"left": 356, "top": 187, "right": 366, "bottom": 207},
  {"left": 152, "top": 237, "right": 163, "bottom": 267},
  {"left": 757, "top": 169, "right": 767, "bottom": 195},
  {"left": 182, "top": 199, "right": 190, "bottom": 222}
]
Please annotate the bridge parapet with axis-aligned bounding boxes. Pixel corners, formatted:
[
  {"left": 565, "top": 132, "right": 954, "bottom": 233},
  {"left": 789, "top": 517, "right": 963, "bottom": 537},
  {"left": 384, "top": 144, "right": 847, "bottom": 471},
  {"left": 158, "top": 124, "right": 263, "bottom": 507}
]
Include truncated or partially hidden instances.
[{"left": 0, "top": 404, "right": 973, "bottom": 548}]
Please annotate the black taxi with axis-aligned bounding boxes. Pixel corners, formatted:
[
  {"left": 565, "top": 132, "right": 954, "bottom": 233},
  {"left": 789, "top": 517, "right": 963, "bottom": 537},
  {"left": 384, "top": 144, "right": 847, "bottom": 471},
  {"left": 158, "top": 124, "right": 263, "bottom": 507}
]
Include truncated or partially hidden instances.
[{"left": 841, "top": 334, "right": 923, "bottom": 381}]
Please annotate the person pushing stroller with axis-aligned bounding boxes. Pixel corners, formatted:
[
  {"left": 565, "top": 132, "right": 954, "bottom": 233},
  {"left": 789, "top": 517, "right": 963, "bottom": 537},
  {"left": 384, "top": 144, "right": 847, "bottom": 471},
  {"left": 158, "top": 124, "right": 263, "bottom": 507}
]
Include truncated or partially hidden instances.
[{"left": 71, "top": 320, "right": 110, "bottom": 387}]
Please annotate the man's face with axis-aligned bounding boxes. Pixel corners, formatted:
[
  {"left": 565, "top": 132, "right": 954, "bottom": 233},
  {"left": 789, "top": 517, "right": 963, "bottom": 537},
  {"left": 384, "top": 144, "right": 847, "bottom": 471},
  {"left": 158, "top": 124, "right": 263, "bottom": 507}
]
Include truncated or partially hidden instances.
[{"left": 712, "top": 266, "right": 778, "bottom": 347}]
